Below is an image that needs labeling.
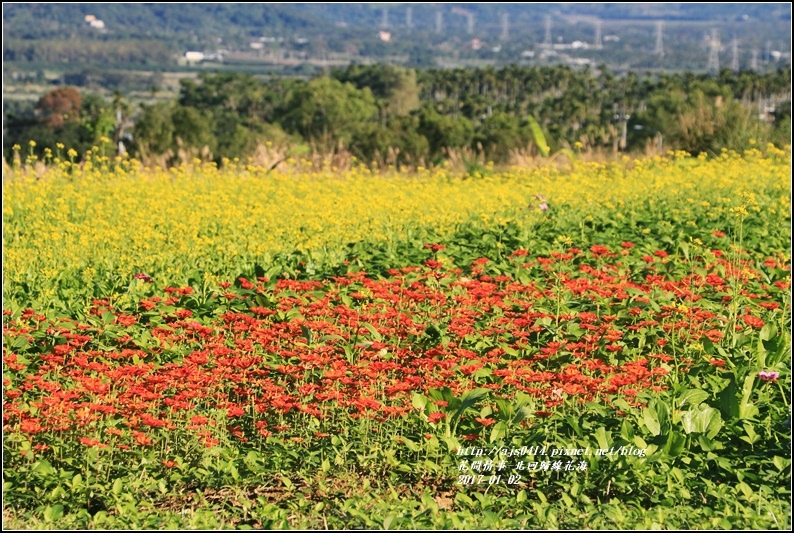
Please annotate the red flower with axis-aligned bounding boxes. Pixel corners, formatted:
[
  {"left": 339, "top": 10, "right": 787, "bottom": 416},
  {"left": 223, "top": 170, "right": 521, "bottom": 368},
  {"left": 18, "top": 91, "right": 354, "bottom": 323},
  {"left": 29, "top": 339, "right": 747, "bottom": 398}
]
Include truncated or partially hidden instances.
[
  {"left": 80, "top": 437, "right": 107, "bottom": 448},
  {"left": 475, "top": 417, "right": 496, "bottom": 427},
  {"left": 428, "top": 412, "right": 446, "bottom": 424},
  {"left": 590, "top": 245, "right": 610, "bottom": 256},
  {"left": 116, "top": 315, "right": 137, "bottom": 326},
  {"left": 703, "top": 330, "right": 724, "bottom": 342},
  {"left": 711, "top": 231, "right": 726, "bottom": 238},
  {"left": 132, "top": 431, "right": 153, "bottom": 446},
  {"left": 742, "top": 315, "right": 764, "bottom": 329},
  {"left": 227, "top": 405, "right": 245, "bottom": 418},
  {"left": 20, "top": 419, "right": 44, "bottom": 434}
]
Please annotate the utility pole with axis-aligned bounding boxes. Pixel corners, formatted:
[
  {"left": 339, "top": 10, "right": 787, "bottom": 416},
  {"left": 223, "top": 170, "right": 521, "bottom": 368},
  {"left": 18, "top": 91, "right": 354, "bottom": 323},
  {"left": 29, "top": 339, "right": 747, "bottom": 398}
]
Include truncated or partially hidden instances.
[
  {"left": 466, "top": 12, "right": 474, "bottom": 34},
  {"left": 751, "top": 49, "right": 759, "bottom": 71},
  {"left": 381, "top": 7, "right": 388, "bottom": 29},
  {"left": 406, "top": 6, "right": 412, "bottom": 30},
  {"left": 435, "top": 10, "right": 443, "bottom": 34},
  {"left": 501, "top": 12, "right": 509, "bottom": 41}
]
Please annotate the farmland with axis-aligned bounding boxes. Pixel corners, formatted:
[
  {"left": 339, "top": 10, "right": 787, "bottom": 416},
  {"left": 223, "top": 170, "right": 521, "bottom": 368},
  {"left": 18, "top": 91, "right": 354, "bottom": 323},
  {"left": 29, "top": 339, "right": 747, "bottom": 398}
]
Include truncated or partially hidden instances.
[{"left": 2, "top": 146, "right": 791, "bottom": 528}]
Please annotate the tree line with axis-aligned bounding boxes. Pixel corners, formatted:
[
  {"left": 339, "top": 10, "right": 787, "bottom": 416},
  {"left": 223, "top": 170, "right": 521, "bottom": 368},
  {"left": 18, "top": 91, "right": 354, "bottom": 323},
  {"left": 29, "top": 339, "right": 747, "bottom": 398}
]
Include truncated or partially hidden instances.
[{"left": 4, "top": 65, "right": 790, "bottom": 167}]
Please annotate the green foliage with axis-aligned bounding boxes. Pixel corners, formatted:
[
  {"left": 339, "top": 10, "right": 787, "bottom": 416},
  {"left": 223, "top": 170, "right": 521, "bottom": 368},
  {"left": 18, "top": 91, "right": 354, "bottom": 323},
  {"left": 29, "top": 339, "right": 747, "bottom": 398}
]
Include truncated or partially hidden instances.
[
  {"left": 281, "top": 76, "right": 378, "bottom": 149},
  {"left": 5, "top": 66, "right": 791, "bottom": 167},
  {"left": 417, "top": 109, "right": 475, "bottom": 161},
  {"left": 526, "top": 115, "right": 550, "bottom": 157},
  {"left": 171, "top": 105, "right": 217, "bottom": 155},
  {"left": 475, "top": 112, "right": 529, "bottom": 161},
  {"left": 133, "top": 103, "right": 175, "bottom": 156}
]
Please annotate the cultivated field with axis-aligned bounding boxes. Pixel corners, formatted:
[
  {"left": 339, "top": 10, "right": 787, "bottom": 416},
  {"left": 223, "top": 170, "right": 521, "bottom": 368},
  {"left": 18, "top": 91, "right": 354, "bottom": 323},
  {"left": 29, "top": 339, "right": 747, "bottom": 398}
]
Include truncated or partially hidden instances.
[{"left": 2, "top": 146, "right": 791, "bottom": 528}]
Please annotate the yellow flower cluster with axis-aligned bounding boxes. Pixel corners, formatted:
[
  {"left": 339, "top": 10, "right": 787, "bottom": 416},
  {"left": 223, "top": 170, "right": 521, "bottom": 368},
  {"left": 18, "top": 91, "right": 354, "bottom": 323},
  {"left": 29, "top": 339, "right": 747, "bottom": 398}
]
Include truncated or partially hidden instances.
[{"left": 2, "top": 146, "right": 790, "bottom": 306}]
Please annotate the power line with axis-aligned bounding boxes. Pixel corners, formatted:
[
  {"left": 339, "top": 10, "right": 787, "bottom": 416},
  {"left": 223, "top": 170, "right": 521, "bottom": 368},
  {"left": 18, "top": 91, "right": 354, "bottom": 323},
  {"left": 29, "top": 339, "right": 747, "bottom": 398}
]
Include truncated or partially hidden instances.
[
  {"left": 543, "top": 15, "right": 552, "bottom": 48},
  {"left": 655, "top": 21, "right": 664, "bottom": 58},
  {"left": 594, "top": 19, "right": 602, "bottom": 49},
  {"left": 706, "top": 28, "right": 720, "bottom": 72}
]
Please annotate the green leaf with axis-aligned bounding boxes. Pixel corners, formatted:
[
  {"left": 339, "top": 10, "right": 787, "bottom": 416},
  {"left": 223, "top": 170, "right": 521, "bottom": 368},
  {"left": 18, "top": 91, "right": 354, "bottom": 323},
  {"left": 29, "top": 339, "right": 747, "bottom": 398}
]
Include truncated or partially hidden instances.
[
  {"left": 411, "top": 393, "right": 428, "bottom": 413},
  {"left": 760, "top": 323, "right": 777, "bottom": 342},
  {"left": 773, "top": 456, "right": 789, "bottom": 471},
  {"left": 717, "top": 377, "right": 740, "bottom": 420},
  {"left": 32, "top": 459, "right": 55, "bottom": 477},
  {"left": 680, "top": 404, "right": 721, "bottom": 435},
  {"left": 663, "top": 431, "right": 686, "bottom": 456},
  {"left": 361, "top": 322, "right": 383, "bottom": 341},
  {"left": 739, "top": 375, "right": 759, "bottom": 420},
  {"left": 595, "top": 427, "right": 611, "bottom": 450},
  {"left": 677, "top": 389, "right": 709, "bottom": 409},
  {"left": 451, "top": 388, "right": 489, "bottom": 427},
  {"left": 401, "top": 436, "right": 419, "bottom": 452},
  {"left": 643, "top": 408, "right": 661, "bottom": 436},
  {"left": 527, "top": 115, "right": 550, "bottom": 157},
  {"left": 489, "top": 421, "right": 508, "bottom": 443}
]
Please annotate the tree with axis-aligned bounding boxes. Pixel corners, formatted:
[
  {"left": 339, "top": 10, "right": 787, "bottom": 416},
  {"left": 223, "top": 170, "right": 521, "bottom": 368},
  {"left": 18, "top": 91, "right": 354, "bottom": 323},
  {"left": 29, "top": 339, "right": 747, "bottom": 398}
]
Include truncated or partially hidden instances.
[
  {"left": 35, "top": 87, "right": 82, "bottom": 128},
  {"left": 171, "top": 105, "right": 216, "bottom": 155},
  {"left": 417, "top": 108, "right": 474, "bottom": 160},
  {"left": 474, "top": 112, "right": 529, "bottom": 162},
  {"left": 133, "top": 103, "right": 175, "bottom": 155},
  {"left": 281, "top": 76, "right": 378, "bottom": 149}
]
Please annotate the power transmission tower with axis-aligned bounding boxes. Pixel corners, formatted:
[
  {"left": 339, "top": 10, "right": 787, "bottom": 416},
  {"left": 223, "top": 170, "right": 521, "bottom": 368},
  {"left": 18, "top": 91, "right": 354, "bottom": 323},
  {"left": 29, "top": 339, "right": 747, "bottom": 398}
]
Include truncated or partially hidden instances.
[
  {"left": 731, "top": 38, "right": 739, "bottom": 71},
  {"left": 406, "top": 6, "right": 412, "bottom": 29},
  {"left": 501, "top": 13, "right": 509, "bottom": 41},
  {"left": 381, "top": 7, "right": 388, "bottom": 29},
  {"left": 594, "top": 19, "right": 602, "bottom": 49},
  {"left": 706, "top": 29, "right": 720, "bottom": 72},
  {"left": 466, "top": 13, "right": 474, "bottom": 34},
  {"left": 435, "top": 10, "right": 443, "bottom": 34},
  {"left": 543, "top": 15, "right": 552, "bottom": 47},
  {"left": 655, "top": 21, "right": 664, "bottom": 58},
  {"left": 751, "top": 49, "right": 759, "bottom": 70}
]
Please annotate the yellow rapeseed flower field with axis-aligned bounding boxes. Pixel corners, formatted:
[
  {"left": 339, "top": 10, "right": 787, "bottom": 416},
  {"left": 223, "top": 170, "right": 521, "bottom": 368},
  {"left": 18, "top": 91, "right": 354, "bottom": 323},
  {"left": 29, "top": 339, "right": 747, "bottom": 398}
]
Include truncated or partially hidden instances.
[{"left": 2, "top": 146, "right": 790, "bottom": 308}]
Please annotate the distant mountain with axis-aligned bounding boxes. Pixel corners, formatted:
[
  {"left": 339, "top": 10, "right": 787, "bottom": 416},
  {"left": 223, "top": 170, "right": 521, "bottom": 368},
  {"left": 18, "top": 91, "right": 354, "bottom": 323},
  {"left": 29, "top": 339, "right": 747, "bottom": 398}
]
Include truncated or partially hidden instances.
[{"left": 4, "top": 3, "right": 790, "bottom": 41}]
